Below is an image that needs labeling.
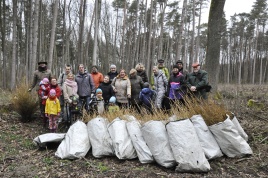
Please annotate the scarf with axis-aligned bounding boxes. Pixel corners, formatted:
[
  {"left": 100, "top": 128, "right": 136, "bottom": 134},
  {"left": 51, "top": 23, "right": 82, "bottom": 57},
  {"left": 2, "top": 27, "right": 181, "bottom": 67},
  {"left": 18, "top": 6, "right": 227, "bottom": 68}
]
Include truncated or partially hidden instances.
[{"left": 64, "top": 79, "right": 78, "bottom": 95}]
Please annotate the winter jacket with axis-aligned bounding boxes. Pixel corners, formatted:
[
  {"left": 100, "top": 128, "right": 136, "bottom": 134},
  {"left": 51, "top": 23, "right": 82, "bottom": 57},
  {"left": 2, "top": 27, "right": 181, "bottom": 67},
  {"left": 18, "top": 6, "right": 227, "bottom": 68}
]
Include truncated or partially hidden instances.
[
  {"left": 38, "top": 83, "right": 50, "bottom": 105},
  {"left": 75, "top": 72, "right": 95, "bottom": 97},
  {"left": 187, "top": 69, "right": 208, "bottom": 100},
  {"left": 153, "top": 70, "right": 168, "bottom": 108},
  {"left": 30, "top": 69, "right": 52, "bottom": 91},
  {"left": 151, "top": 66, "right": 169, "bottom": 86},
  {"left": 58, "top": 72, "right": 72, "bottom": 89},
  {"left": 137, "top": 70, "right": 148, "bottom": 83},
  {"left": 107, "top": 71, "right": 118, "bottom": 84},
  {"left": 129, "top": 75, "right": 144, "bottom": 105},
  {"left": 49, "top": 84, "right": 61, "bottom": 99},
  {"left": 111, "top": 75, "right": 131, "bottom": 104},
  {"left": 99, "top": 82, "right": 115, "bottom": 103},
  {"left": 91, "top": 72, "right": 104, "bottom": 88},
  {"left": 139, "top": 88, "right": 155, "bottom": 107},
  {"left": 45, "top": 98, "right": 61, "bottom": 115},
  {"left": 167, "top": 72, "right": 185, "bottom": 100},
  {"left": 62, "top": 79, "right": 79, "bottom": 101}
]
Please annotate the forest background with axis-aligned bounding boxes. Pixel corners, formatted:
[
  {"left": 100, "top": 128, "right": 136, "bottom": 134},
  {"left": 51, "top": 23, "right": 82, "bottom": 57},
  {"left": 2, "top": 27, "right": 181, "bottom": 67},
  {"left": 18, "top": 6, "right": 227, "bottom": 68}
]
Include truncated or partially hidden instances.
[{"left": 0, "top": 0, "right": 267, "bottom": 91}]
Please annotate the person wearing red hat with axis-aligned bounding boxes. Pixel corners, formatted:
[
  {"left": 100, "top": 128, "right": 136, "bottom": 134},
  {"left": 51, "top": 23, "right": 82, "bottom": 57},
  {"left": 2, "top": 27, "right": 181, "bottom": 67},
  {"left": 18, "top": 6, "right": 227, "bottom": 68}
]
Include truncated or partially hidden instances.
[{"left": 186, "top": 62, "right": 209, "bottom": 100}]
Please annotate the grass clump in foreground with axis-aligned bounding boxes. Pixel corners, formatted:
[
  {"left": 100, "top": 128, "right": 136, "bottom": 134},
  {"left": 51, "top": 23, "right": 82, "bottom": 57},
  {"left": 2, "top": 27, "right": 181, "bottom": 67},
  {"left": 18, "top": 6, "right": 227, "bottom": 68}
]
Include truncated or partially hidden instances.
[
  {"left": 11, "top": 82, "right": 39, "bottom": 122},
  {"left": 82, "top": 93, "right": 230, "bottom": 126}
]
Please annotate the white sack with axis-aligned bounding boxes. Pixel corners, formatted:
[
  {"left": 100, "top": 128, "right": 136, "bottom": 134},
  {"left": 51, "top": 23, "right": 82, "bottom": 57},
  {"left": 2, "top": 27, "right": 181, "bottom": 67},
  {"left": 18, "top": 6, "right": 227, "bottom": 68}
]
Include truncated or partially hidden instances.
[
  {"left": 107, "top": 118, "right": 137, "bottom": 159},
  {"left": 141, "top": 120, "right": 176, "bottom": 168},
  {"left": 87, "top": 117, "right": 114, "bottom": 158},
  {"left": 166, "top": 119, "right": 210, "bottom": 172},
  {"left": 126, "top": 120, "right": 154, "bottom": 164},
  {"left": 231, "top": 115, "right": 249, "bottom": 141},
  {"left": 209, "top": 117, "right": 253, "bottom": 158},
  {"left": 190, "top": 115, "right": 223, "bottom": 160},
  {"left": 55, "top": 120, "right": 91, "bottom": 159},
  {"left": 33, "top": 133, "right": 65, "bottom": 148}
]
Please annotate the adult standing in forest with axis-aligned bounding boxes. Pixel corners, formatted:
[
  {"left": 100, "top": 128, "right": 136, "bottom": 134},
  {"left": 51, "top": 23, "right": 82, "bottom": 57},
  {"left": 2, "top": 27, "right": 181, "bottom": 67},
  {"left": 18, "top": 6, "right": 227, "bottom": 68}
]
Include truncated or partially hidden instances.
[
  {"left": 91, "top": 65, "right": 104, "bottom": 88},
  {"left": 152, "top": 66, "right": 168, "bottom": 109},
  {"left": 28, "top": 61, "right": 52, "bottom": 92},
  {"left": 151, "top": 59, "right": 169, "bottom": 89},
  {"left": 129, "top": 69, "right": 144, "bottom": 112},
  {"left": 75, "top": 64, "right": 95, "bottom": 111},
  {"left": 135, "top": 63, "right": 148, "bottom": 83},
  {"left": 167, "top": 65, "right": 186, "bottom": 106},
  {"left": 57, "top": 64, "right": 72, "bottom": 118},
  {"left": 176, "top": 60, "right": 188, "bottom": 79},
  {"left": 107, "top": 64, "right": 118, "bottom": 84},
  {"left": 28, "top": 61, "right": 52, "bottom": 122},
  {"left": 111, "top": 69, "right": 131, "bottom": 108},
  {"left": 187, "top": 62, "right": 209, "bottom": 100}
]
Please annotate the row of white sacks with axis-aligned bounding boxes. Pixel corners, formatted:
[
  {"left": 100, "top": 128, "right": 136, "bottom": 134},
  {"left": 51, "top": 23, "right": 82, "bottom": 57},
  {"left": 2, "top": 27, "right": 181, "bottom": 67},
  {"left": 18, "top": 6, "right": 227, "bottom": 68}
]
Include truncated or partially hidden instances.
[{"left": 34, "top": 114, "right": 252, "bottom": 172}]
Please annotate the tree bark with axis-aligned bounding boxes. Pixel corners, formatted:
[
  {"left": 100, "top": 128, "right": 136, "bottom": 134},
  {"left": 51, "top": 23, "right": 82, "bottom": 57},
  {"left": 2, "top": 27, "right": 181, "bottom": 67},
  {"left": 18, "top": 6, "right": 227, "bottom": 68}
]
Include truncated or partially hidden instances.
[
  {"left": 48, "top": 0, "right": 59, "bottom": 69},
  {"left": 11, "top": 0, "right": 18, "bottom": 90},
  {"left": 205, "top": 0, "right": 225, "bottom": 91}
]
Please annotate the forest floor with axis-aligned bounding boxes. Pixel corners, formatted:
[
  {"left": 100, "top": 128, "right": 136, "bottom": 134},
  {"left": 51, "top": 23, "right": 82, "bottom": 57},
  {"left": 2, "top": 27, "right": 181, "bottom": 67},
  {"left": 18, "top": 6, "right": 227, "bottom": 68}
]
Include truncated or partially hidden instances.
[{"left": 0, "top": 84, "right": 268, "bottom": 178}]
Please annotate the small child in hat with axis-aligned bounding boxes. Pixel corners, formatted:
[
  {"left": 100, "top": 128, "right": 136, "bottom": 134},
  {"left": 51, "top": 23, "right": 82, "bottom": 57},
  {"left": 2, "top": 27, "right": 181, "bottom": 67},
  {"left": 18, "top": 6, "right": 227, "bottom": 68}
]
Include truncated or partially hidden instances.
[
  {"left": 45, "top": 89, "right": 61, "bottom": 132},
  {"left": 38, "top": 78, "right": 50, "bottom": 125},
  {"left": 95, "top": 88, "right": 105, "bottom": 114},
  {"left": 108, "top": 96, "right": 119, "bottom": 113},
  {"left": 139, "top": 82, "right": 156, "bottom": 114}
]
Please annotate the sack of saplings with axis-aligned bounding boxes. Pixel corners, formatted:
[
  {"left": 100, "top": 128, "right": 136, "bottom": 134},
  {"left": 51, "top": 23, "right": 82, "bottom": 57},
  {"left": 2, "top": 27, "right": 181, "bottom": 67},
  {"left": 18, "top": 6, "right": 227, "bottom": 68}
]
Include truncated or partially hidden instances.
[
  {"left": 141, "top": 120, "right": 176, "bottom": 168},
  {"left": 33, "top": 133, "right": 65, "bottom": 148},
  {"left": 55, "top": 120, "right": 91, "bottom": 159},
  {"left": 190, "top": 115, "right": 223, "bottom": 160},
  {"left": 209, "top": 116, "right": 253, "bottom": 158},
  {"left": 126, "top": 120, "right": 154, "bottom": 164},
  {"left": 107, "top": 117, "right": 137, "bottom": 159},
  {"left": 229, "top": 113, "right": 249, "bottom": 141},
  {"left": 87, "top": 117, "right": 114, "bottom": 158},
  {"left": 166, "top": 119, "right": 210, "bottom": 172}
]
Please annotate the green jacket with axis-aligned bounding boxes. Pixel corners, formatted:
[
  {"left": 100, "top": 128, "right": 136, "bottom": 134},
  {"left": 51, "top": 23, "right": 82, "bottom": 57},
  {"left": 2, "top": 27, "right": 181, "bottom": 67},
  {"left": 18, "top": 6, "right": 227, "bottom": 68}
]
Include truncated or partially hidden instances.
[{"left": 187, "top": 69, "right": 208, "bottom": 100}]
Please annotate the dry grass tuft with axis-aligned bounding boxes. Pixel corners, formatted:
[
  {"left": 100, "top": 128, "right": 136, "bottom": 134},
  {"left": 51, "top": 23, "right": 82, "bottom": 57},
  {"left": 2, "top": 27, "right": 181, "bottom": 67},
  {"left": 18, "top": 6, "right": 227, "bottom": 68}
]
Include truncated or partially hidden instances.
[{"left": 11, "top": 82, "right": 39, "bottom": 122}]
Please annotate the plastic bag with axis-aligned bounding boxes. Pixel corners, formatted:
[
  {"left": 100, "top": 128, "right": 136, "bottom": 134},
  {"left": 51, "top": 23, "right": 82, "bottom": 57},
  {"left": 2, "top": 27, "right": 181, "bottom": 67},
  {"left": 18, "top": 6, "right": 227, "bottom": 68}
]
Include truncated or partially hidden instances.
[{"left": 166, "top": 119, "right": 210, "bottom": 172}]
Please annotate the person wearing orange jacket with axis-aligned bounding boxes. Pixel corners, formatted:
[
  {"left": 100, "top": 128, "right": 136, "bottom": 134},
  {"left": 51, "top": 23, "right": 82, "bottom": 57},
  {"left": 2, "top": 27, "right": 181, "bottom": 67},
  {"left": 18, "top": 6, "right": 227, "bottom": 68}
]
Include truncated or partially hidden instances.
[{"left": 91, "top": 65, "right": 104, "bottom": 88}]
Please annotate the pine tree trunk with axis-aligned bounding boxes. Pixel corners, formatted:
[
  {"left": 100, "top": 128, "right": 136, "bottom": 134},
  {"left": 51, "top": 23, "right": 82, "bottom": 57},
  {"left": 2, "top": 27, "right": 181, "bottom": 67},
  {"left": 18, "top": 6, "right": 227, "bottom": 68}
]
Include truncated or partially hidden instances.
[
  {"left": 11, "top": 0, "right": 18, "bottom": 90},
  {"left": 205, "top": 0, "right": 225, "bottom": 91},
  {"left": 48, "top": 0, "right": 59, "bottom": 69}
]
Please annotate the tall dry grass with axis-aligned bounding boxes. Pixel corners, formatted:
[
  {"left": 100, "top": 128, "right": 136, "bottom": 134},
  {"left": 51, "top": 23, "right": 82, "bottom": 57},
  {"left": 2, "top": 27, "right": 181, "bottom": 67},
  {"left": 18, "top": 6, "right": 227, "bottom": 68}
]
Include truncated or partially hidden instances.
[{"left": 11, "top": 82, "right": 39, "bottom": 122}]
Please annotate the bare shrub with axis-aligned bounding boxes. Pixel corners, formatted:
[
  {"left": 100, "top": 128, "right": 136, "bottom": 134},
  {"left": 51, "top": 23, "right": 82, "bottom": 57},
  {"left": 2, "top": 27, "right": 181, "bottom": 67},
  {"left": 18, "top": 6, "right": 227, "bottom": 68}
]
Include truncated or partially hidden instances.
[{"left": 11, "top": 82, "right": 39, "bottom": 122}]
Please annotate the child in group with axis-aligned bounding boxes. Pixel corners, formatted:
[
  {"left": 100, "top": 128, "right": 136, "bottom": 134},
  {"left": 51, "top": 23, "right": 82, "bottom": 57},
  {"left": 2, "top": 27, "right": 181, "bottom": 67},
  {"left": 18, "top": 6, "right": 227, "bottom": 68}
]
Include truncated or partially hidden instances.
[
  {"left": 139, "top": 82, "right": 156, "bottom": 114},
  {"left": 95, "top": 88, "right": 105, "bottom": 114},
  {"left": 108, "top": 96, "right": 119, "bottom": 113},
  {"left": 45, "top": 89, "right": 61, "bottom": 132},
  {"left": 38, "top": 78, "right": 50, "bottom": 126}
]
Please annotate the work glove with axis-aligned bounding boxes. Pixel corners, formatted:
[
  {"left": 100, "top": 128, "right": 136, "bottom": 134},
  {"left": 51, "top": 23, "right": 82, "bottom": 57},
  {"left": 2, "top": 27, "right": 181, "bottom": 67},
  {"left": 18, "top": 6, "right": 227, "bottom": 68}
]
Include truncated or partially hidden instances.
[
  {"left": 28, "top": 88, "right": 32, "bottom": 92},
  {"left": 152, "top": 86, "right": 155, "bottom": 90},
  {"left": 91, "top": 93, "right": 94, "bottom": 98}
]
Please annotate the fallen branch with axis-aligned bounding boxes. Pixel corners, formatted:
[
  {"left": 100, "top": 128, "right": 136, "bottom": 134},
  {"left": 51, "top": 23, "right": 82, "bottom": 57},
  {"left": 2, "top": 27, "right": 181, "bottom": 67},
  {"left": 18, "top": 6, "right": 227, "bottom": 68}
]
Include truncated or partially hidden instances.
[
  {"left": 235, "top": 157, "right": 253, "bottom": 163},
  {"left": 260, "top": 136, "right": 268, "bottom": 143}
]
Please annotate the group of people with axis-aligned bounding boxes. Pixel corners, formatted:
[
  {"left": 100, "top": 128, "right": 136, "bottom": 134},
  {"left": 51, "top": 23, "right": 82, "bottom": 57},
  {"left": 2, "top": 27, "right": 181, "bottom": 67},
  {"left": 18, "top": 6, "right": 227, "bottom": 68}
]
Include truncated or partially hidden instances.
[{"left": 28, "top": 59, "right": 210, "bottom": 132}]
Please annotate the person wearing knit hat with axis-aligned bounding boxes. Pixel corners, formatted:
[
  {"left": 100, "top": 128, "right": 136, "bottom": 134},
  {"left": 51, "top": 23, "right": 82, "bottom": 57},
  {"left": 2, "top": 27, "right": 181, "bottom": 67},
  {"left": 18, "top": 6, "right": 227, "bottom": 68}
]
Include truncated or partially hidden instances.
[
  {"left": 166, "top": 64, "right": 186, "bottom": 106},
  {"left": 187, "top": 61, "right": 209, "bottom": 100},
  {"left": 38, "top": 77, "right": 50, "bottom": 126},
  {"left": 175, "top": 60, "right": 188, "bottom": 77},
  {"left": 45, "top": 89, "right": 61, "bottom": 133},
  {"left": 108, "top": 96, "right": 119, "bottom": 113},
  {"left": 107, "top": 64, "right": 118, "bottom": 84},
  {"left": 135, "top": 63, "right": 148, "bottom": 83}
]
